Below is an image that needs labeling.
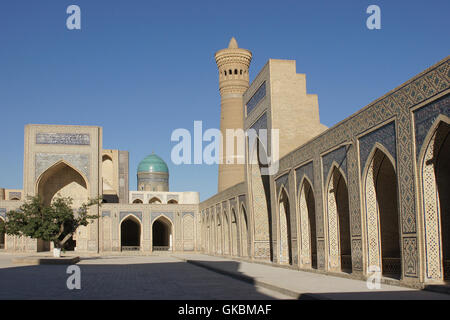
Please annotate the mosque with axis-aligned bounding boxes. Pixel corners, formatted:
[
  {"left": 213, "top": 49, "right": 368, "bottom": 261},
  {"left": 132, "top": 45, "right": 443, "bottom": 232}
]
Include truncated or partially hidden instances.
[{"left": 0, "top": 38, "right": 449, "bottom": 288}]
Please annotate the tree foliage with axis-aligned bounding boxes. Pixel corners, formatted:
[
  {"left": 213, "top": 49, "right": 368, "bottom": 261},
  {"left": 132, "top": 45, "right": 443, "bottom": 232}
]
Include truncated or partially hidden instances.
[{"left": 0, "top": 195, "right": 100, "bottom": 249}]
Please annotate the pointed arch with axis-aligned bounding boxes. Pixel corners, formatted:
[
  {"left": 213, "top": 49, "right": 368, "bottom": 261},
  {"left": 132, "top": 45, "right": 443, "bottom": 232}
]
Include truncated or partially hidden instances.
[
  {"left": 36, "top": 160, "right": 89, "bottom": 207},
  {"left": 223, "top": 210, "right": 230, "bottom": 255},
  {"left": 216, "top": 211, "right": 222, "bottom": 254},
  {"left": 231, "top": 208, "right": 239, "bottom": 256},
  {"left": 211, "top": 209, "right": 216, "bottom": 254},
  {"left": 120, "top": 214, "right": 142, "bottom": 251},
  {"left": 298, "top": 176, "right": 317, "bottom": 269},
  {"left": 240, "top": 204, "right": 250, "bottom": 257},
  {"left": 152, "top": 215, "right": 173, "bottom": 251},
  {"left": 278, "top": 186, "right": 292, "bottom": 265},
  {"left": 149, "top": 197, "right": 162, "bottom": 204},
  {"left": 417, "top": 115, "right": 450, "bottom": 282},
  {"left": 363, "top": 145, "right": 401, "bottom": 278},
  {"left": 325, "top": 164, "right": 351, "bottom": 272},
  {"left": 102, "top": 155, "right": 114, "bottom": 192}
]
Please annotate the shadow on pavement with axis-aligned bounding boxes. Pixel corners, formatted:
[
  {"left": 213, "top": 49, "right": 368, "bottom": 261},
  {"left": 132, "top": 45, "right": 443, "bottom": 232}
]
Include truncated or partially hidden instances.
[{"left": 0, "top": 259, "right": 282, "bottom": 300}]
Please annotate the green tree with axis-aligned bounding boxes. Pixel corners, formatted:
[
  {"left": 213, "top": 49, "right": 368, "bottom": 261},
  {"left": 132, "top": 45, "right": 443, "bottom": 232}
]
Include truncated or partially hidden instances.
[{"left": 0, "top": 195, "right": 100, "bottom": 250}]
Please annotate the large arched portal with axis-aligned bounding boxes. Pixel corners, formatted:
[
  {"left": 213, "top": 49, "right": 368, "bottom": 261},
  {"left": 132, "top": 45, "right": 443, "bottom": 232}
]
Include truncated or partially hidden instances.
[
  {"left": 152, "top": 217, "right": 172, "bottom": 251},
  {"left": 365, "top": 148, "right": 401, "bottom": 278},
  {"left": 37, "top": 161, "right": 88, "bottom": 207},
  {"left": 120, "top": 216, "right": 141, "bottom": 251},
  {"left": 0, "top": 218, "right": 5, "bottom": 250},
  {"left": 420, "top": 120, "right": 450, "bottom": 282},
  {"left": 298, "top": 179, "right": 317, "bottom": 269},
  {"left": 37, "top": 161, "right": 89, "bottom": 251},
  {"left": 327, "top": 167, "right": 352, "bottom": 273},
  {"left": 278, "top": 188, "right": 292, "bottom": 265}
]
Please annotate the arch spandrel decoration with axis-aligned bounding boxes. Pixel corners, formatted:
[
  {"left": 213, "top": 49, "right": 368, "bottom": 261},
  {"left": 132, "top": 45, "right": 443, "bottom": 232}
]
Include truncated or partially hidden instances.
[
  {"left": 414, "top": 94, "right": 450, "bottom": 160},
  {"left": 295, "top": 161, "right": 314, "bottom": 193},
  {"left": 359, "top": 121, "right": 397, "bottom": 175},
  {"left": 119, "top": 212, "right": 142, "bottom": 222},
  {"left": 35, "top": 153, "right": 90, "bottom": 182},
  {"left": 151, "top": 212, "right": 173, "bottom": 224},
  {"left": 322, "top": 147, "right": 348, "bottom": 187},
  {"left": 275, "top": 174, "right": 289, "bottom": 199}
]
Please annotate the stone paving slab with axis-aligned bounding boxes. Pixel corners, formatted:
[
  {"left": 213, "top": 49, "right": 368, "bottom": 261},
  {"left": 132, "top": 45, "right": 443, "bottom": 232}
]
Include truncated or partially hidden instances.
[{"left": 172, "top": 254, "right": 450, "bottom": 300}]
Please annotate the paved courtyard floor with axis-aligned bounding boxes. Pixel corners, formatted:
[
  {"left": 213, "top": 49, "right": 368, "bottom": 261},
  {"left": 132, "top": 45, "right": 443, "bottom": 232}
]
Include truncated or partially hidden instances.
[
  {"left": 0, "top": 252, "right": 449, "bottom": 300},
  {"left": 0, "top": 253, "right": 289, "bottom": 300}
]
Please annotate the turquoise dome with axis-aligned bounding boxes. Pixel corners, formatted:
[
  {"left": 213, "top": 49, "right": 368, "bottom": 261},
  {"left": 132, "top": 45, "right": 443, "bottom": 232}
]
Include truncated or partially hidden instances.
[{"left": 137, "top": 154, "right": 169, "bottom": 173}]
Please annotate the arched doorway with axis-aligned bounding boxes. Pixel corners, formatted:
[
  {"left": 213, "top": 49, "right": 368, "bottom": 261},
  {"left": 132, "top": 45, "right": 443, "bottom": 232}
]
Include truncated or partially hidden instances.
[
  {"left": 223, "top": 211, "right": 230, "bottom": 255},
  {"left": 231, "top": 209, "right": 239, "bottom": 256},
  {"left": 168, "top": 199, "right": 178, "bottom": 204},
  {"left": 298, "top": 178, "right": 317, "bottom": 269},
  {"left": 240, "top": 205, "right": 249, "bottom": 257},
  {"left": 436, "top": 126, "right": 450, "bottom": 280},
  {"left": 278, "top": 188, "right": 292, "bottom": 265},
  {"left": 420, "top": 120, "right": 450, "bottom": 282},
  {"left": 132, "top": 199, "right": 143, "bottom": 204},
  {"left": 249, "top": 139, "right": 272, "bottom": 261},
  {"left": 327, "top": 167, "right": 352, "bottom": 273},
  {"left": 37, "top": 161, "right": 88, "bottom": 207},
  {"left": 0, "top": 218, "right": 5, "bottom": 250},
  {"left": 149, "top": 197, "right": 162, "bottom": 204},
  {"left": 216, "top": 214, "right": 222, "bottom": 254},
  {"left": 102, "top": 155, "right": 116, "bottom": 197},
  {"left": 120, "top": 216, "right": 141, "bottom": 251},
  {"left": 37, "top": 161, "right": 89, "bottom": 251},
  {"left": 152, "top": 216, "right": 172, "bottom": 251},
  {"left": 365, "top": 147, "right": 401, "bottom": 278}
]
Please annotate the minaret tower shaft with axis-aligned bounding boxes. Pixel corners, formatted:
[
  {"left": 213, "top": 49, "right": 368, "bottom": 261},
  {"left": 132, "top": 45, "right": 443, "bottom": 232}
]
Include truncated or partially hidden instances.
[{"left": 215, "top": 37, "right": 252, "bottom": 192}]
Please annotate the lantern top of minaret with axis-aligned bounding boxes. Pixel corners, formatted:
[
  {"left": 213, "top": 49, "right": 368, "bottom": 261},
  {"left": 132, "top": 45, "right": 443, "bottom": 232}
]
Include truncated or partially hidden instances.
[
  {"left": 228, "top": 37, "right": 238, "bottom": 49},
  {"left": 215, "top": 37, "right": 252, "bottom": 69}
]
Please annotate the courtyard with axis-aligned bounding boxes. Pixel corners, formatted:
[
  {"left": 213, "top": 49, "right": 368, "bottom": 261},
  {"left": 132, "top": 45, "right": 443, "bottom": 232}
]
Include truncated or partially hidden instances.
[{"left": 0, "top": 252, "right": 449, "bottom": 300}]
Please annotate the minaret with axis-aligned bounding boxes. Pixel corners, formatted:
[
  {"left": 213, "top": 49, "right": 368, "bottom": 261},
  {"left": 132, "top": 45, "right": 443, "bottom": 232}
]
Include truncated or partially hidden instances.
[{"left": 215, "top": 37, "right": 252, "bottom": 192}]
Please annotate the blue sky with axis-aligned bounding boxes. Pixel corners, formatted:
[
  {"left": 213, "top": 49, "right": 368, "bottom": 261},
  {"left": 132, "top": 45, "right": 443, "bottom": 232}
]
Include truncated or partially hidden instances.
[{"left": 0, "top": 0, "right": 449, "bottom": 201}]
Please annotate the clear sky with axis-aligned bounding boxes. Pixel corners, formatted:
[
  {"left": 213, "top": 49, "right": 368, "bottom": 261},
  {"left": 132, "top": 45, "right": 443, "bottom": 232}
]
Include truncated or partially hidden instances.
[{"left": 0, "top": 0, "right": 449, "bottom": 201}]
